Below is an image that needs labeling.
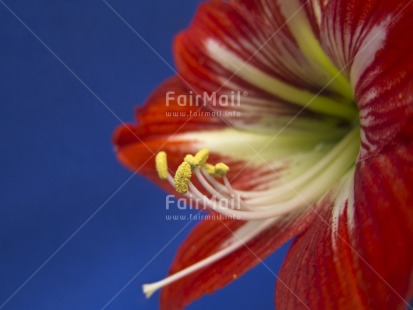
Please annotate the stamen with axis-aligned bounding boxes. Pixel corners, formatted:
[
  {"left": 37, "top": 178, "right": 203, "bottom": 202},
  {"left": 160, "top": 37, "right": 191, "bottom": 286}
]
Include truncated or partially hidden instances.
[
  {"left": 193, "top": 169, "right": 249, "bottom": 211},
  {"left": 184, "top": 154, "right": 198, "bottom": 167},
  {"left": 194, "top": 148, "right": 209, "bottom": 165},
  {"left": 155, "top": 151, "right": 168, "bottom": 180},
  {"left": 174, "top": 162, "right": 192, "bottom": 194},
  {"left": 194, "top": 170, "right": 228, "bottom": 200},
  {"left": 203, "top": 163, "right": 216, "bottom": 175},
  {"left": 214, "top": 163, "right": 230, "bottom": 177},
  {"left": 184, "top": 149, "right": 210, "bottom": 169},
  {"left": 201, "top": 168, "right": 229, "bottom": 194}
]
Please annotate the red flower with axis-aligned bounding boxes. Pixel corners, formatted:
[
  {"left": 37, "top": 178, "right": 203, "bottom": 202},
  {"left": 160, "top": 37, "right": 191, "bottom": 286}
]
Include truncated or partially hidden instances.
[{"left": 113, "top": 0, "right": 413, "bottom": 309}]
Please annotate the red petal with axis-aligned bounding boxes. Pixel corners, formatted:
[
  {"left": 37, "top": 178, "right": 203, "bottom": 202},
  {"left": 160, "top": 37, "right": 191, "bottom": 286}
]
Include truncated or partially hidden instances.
[
  {"left": 113, "top": 77, "right": 285, "bottom": 193},
  {"left": 276, "top": 138, "right": 413, "bottom": 309},
  {"left": 113, "top": 77, "right": 223, "bottom": 187},
  {"left": 114, "top": 76, "right": 222, "bottom": 149},
  {"left": 310, "top": 0, "right": 413, "bottom": 159},
  {"left": 174, "top": 1, "right": 343, "bottom": 129},
  {"left": 177, "top": 1, "right": 326, "bottom": 91},
  {"left": 160, "top": 209, "right": 319, "bottom": 310}
]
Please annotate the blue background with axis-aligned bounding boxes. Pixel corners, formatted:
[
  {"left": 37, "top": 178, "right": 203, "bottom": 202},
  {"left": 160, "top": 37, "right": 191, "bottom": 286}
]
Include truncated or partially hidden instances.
[{"left": 0, "top": 1, "right": 289, "bottom": 309}]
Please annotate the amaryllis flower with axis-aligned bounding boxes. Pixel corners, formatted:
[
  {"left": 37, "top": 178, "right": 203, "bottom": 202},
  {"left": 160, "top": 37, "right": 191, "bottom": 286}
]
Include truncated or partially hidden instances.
[{"left": 113, "top": 0, "right": 413, "bottom": 309}]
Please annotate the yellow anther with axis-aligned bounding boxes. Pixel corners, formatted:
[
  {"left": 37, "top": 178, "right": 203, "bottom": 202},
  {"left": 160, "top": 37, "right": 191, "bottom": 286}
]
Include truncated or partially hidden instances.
[
  {"left": 155, "top": 151, "right": 168, "bottom": 180},
  {"left": 215, "top": 163, "right": 230, "bottom": 177},
  {"left": 174, "top": 161, "right": 192, "bottom": 194},
  {"left": 203, "top": 163, "right": 216, "bottom": 175},
  {"left": 194, "top": 148, "right": 209, "bottom": 166},
  {"left": 184, "top": 154, "right": 198, "bottom": 167}
]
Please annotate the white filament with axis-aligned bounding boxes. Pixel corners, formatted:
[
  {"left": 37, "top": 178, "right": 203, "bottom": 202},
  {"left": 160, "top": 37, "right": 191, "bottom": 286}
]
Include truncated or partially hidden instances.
[{"left": 143, "top": 218, "right": 276, "bottom": 298}]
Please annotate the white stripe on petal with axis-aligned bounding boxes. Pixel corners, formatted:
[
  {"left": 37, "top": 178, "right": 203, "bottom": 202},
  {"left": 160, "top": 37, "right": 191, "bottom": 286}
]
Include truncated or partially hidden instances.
[
  {"left": 277, "top": 0, "right": 352, "bottom": 98},
  {"left": 206, "top": 39, "right": 356, "bottom": 120},
  {"left": 350, "top": 17, "right": 391, "bottom": 88},
  {"left": 331, "top": 169, "right": 356, "bottom": 250}
]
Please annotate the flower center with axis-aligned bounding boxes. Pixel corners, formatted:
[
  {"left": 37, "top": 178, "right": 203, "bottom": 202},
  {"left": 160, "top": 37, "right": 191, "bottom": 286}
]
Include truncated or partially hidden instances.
[
  {"left": 143, "top": 121, "right": 360, "bottom": 297},
  {"left": 158, "top": 127, "right": 360, "bottom": 221}
]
